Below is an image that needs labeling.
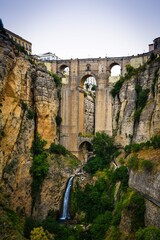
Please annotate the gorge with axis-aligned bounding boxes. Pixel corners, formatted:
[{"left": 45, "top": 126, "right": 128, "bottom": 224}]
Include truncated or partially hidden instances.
[{"left": 0, "top": 29, "right": 160, "bottom": 239}]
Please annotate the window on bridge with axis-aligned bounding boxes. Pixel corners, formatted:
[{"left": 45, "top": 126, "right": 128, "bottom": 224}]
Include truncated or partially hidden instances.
[
  {"left": 59, "top": 65, "right": 70, "bottom": 84},
  {"left": 109, "top": 64, "right": 121, "bottom": 83},
  {"left": 59, "top": 65, "right": 69, "bottom": 76},
  {"left": 111, "top": 65, "right": 121, "bottom": 76}
]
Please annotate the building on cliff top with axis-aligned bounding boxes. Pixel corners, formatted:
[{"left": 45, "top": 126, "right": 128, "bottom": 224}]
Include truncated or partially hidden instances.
[
  {"left": 5, "top": 28, "right": 32, "bottom": 55},
  {"left": 149, "top": 37, "right": 160, "bottom": 52},
  {"left": 38, "top": 52, "right": 60, "bottom": 61}
]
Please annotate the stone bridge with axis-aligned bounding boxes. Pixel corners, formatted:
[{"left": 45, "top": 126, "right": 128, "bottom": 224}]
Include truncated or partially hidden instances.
[{"left": 45, "top": 53, "right": 149, "bottom": 160}]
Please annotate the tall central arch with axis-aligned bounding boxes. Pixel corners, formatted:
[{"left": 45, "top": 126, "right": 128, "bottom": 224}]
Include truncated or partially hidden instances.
[{"left": 78, "top": 74, "right": 97, "bottom": 135}]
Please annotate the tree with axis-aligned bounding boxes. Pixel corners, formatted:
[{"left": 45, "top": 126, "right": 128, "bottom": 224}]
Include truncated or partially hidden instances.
[
  {"left": 83, "top": 132, "right": 117, "bottom": 173},
  {"left": 92, "top": 131, "right": 116, "bottom": 163},
  {"left": 30, "top": 227, "right": 49, "bottom": 240},
  {"left": 31, "top": 134, "right": 47, "bottom": 156}
]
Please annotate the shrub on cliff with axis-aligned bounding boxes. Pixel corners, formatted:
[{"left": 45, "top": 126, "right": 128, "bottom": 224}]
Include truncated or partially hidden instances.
[
  {"left": 49, "top": 143, "right": 68, "bottom": 156},
  {"left": 127, "top": 154, "right": 139, "bottom": 170},
  {"left": 30, "top": 134, "right": 49, "bottom": 209},
  {"left": 140, "top": 160, "right": 153, "bottom": 172},
  {"left": 112, "top": 166, "right": 129, "bottom": 188},
  {"left": 150, "top": 135, "right": 160, "bottom": 148},
  {"left": 31, "top": 134, "right": 47, "bottom": 156},
  {"left": 135, "top": 226, "right": 160, "bottom": 240},
  {"left": 110, "top": 76, "right": 125, "bottom": 98},
  {"left": 30, "top": 227, "right": 49, "bottom": 240}
]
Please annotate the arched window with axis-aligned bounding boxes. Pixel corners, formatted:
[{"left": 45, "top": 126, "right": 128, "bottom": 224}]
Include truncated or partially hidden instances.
[{"left": 111, "top": 65, "right": 121, "bottom": 76}]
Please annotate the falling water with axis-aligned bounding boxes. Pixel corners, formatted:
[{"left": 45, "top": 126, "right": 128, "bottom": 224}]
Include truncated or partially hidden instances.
[{"left": 59, "top": 176, "right": 74, "bottom": 220}]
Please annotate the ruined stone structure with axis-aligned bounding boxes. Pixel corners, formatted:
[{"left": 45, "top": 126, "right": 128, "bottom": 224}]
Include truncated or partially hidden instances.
[{"left": 45, "top": 54, "right": 149, "bottom": 158}]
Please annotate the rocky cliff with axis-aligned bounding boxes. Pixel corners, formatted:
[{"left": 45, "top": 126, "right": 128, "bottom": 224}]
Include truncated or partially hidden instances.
[
  {"left": 112, "top": 57, "right": 160, "bottom": 146},
  {"left": 0, "top": 33, "right": 60, "bottom": 217},
  {"left": 112, "top": 56, "right": 160, "bottom": 227},
  {"left": 0, "top": 31, "right": 160, "bottom": 236}
]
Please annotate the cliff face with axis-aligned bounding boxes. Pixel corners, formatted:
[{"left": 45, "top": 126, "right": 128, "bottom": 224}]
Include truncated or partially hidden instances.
[
  {"left": 112, "top": 58, "right": 160, "bottom": 227},
  {"left": 112, "top": 60, "right": 160, "bottom": 146},
  {"left": 128, "top": 149, "right": 160, "bottom": 227},
  {"left": 1, "top": 32, "right": 160, "bottom": 229},
  {"left": 0, "top": 34, "right": 59, "bottom": 216}
]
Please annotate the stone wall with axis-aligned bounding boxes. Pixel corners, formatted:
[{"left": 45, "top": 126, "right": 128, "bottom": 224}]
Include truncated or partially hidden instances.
[{"left": 83, "top": 94, "right": 95, "bottom": 134}]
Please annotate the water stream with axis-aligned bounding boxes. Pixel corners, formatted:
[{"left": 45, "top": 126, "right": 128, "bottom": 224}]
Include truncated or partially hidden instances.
[{"left": 59, "top": 176, "right": 74, "bottom": 220}]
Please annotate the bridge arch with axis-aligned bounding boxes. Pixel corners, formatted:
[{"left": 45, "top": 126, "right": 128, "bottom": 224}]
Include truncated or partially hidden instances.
[
  {"left": 78, "top": 140, "right": 93, "bottom": 162},
  {"left": 78, "top": 72, "right": 98, "bottom": 87},
  {"left": 109, "top": 62, "right": 121, "bottom": 76},
  {"left": 58, "top": 64, "right": 70, "bottom": 76},
  {"left": 78, "top": 73, "right": 96, "bottom": 136}
]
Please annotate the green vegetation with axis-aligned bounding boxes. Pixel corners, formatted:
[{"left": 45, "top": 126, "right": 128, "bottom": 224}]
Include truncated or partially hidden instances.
[
  {"left": 3, "top": 159, "right": 18, "bottom": 174},
  {"left": 49, "top": 143, "right": 68, "bottom": 156},
  {"left": 140, "top": 160, "right": 153, "bottom": 172},
  {"left": 91, "top": 84, "right": 96, "bottom": 91},
  {"left": 21, "top": 100, "right": 28, "bottom": 110},
  {"left": 27, "top": 108, "right": 35, "bottom": 119},
  {"left": 135, "top": 226, "right": 160, "bottom": 240},
  {"left": 78, "top": 132, "right": 94, "bottom": 138},
  {"left": 112, "top": 189, "right": 145, "bottom": 231},
  {"left": 49, "top": 72, "right": 62, "bottom": 87},
  {"left": 25, "top": 130, "right": 151, "bottom": 240},
  {"left": 56, "top": 115, "right": 62, "bottom": 126},
  {"left": 127, "top": 154, "right": 139, "bottom": 170},
  {"left": 124, "top": 135, "right": 160, "bottom": 156},
  {"left": 127, "top": 154, "right": 154, "bottom": 173},
  {"left": 115, "top": 111, "right": 120, "bottom": 123},
  {"left": 112, "top": 166, "right": 129, "bottom": 188},
  {"left": 110, "top": 76, "right": 125, "bottom": 98},
  {"left": 152, "top": 68, "right": 159, "bottom": 96},
  {"left": 83, "top": 132, "right": 117, "bottom": 174},
  {"left": 30, "top": 227, "right": 49, "bottom": 240},
  {"left": 134, "top": 84, "right": 150, "bottom": 124},
  {"left": 0, "top": 129, "right": 5, "bottom": 139},
  {"left": 15, "top": 43, "right": 28, "bottom": 55},
  {"left": 147, "top": 52, "right": 157, "bottom": 64},
  {"left": 20, "top": 100, "right": 35, "bottom": 119},
  {"left": 150, "top": 134, "right": 160, "bottom": 148},
  {"left": 110, "top": 64, "right": 147, "bottom": 98},
  {"left": 30, "top": 134, "right": 49, "bottom": 209}
]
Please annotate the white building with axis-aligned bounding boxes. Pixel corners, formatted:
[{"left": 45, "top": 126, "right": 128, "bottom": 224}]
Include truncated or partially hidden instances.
[{"left": 39, "top": 52, "right": 60, "bottom": 61}]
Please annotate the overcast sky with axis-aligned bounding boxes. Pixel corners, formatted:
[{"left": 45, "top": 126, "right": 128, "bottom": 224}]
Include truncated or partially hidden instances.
[{"left": 1, "top": 0, "right": 160, "bottom": 59}]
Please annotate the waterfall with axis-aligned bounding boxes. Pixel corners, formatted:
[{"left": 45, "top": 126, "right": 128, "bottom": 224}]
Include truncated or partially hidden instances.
[{"left": 59, "top": 176, "right": 74, "bottom": 220}]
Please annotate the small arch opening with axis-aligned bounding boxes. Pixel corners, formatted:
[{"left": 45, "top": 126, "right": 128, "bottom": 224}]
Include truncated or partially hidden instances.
[
  {"left": 59, "top": 65, "right": 70, "bottom": 76},
  {"left": 109, "top": 63, "right": 121, "bottom": 83},
  {"left": 79, "top": 141, "right": 93, "bottom": 162},
  {"left": 111, "top": 64, "right": 121, "bottom": 76},
  {"left": 80, "top": 75, "right": 97, "bottom": 94}
]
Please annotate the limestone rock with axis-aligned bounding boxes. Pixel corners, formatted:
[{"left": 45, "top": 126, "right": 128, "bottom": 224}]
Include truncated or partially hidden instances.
[{"left": 0, "top": 34, "right": 59, "bottom": 217}]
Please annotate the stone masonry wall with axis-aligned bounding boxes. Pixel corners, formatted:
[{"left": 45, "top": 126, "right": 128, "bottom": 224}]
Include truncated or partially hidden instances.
[{"left": 83, "top": 94, "right": 95, "bottom": 134}]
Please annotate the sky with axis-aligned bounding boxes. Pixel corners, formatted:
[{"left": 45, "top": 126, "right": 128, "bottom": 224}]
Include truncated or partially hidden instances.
[{"left": 1, "top": 0, "right": 160, "bottom": 59}]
